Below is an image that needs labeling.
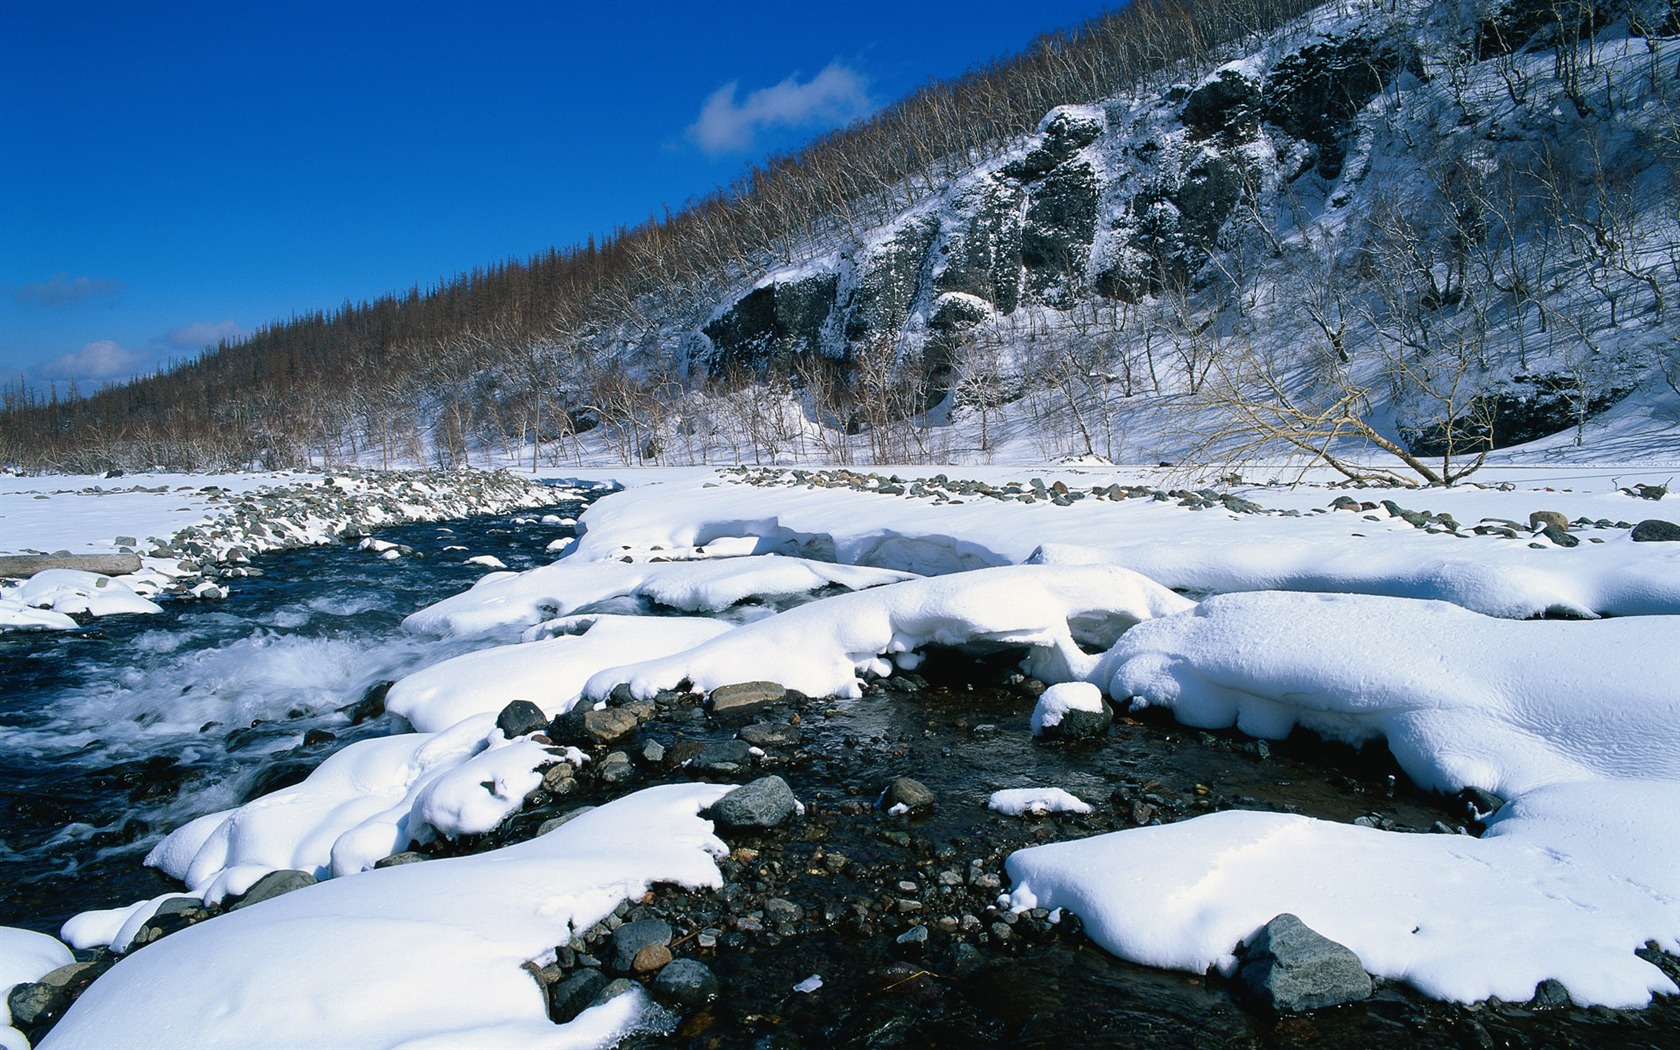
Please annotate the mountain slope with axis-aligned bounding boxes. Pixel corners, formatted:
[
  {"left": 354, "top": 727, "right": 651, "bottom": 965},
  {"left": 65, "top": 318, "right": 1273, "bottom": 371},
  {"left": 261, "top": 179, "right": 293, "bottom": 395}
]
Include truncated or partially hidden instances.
[{"left": 4, "top": 0, "right": 1677, "bottom": 479}]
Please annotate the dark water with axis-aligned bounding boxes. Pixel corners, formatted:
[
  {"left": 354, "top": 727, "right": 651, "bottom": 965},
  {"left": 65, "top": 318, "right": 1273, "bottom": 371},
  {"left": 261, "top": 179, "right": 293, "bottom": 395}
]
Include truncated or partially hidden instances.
[{"left": 0, "top": 499, "right": 585, "bottom": 934}]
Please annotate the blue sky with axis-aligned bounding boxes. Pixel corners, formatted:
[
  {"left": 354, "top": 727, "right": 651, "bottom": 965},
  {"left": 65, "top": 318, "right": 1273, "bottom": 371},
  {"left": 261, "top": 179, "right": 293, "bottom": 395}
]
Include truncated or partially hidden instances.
[{"left": 1, "top": 0, "right": 1117, "bottom": 390}]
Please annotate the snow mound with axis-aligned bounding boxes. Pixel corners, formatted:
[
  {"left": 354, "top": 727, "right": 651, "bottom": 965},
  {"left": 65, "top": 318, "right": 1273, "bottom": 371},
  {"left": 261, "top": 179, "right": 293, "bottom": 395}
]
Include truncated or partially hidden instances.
[
  {"left": 386, "top": 614, "right": 734, "bottom": 733},
  {"left": 583, "top": 564, "right": 1195, "bottom": 702},
  {"left": 44, "top": 784, "right": 731, "bottom": 1050},
  {"left": 403, "top": 553, "right": 918, "bottom": 639},
  {"left": 136, "top": 716, "right": 549, "bottom": 902},
  {"left": 0, "top": 598, "right": 77, "bottom": 631},
  {"left": 5, "top": 569, "right": 161, "bottom": 618},
  {"left": 1031, "top": 681, "right": 1105, "bottom": 735},
  {"left": 2, "top": 925, "right": 74, "bottom": 1044},
  {"left": 1006, "top": 779, "right": 1680, "bottom": 1008},
  {"left": 1098, "top": 591, "right": 1680, "bottom": 796},
  {"left": 988, "top": 787, "right": 1093, "bottom": 816}
]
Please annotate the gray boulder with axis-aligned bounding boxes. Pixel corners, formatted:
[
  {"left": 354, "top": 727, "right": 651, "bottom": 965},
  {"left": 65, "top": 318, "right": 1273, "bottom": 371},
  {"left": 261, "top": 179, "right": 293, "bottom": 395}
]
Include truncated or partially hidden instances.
[
  {"left": 706, "top": 775, "right": 798, "bottom": 831},
  {"left": 1632, "top": 519, "right": 1680, "bottom": 542},
  {"left": 708, "top": 681, "right": 787, "bottom": 722},
  {"left": 651, "top": 958, "right": 721, "bottom": 1010},
  {"left": 547, "top": 968, "right": 607, "bottom": 1023},
  {"left": 227, "top": 869, "right": 316, "bottom": 911},
  {"left": 610, "top": 918, "right": 674, "bottom": 973},
  {"left": 881, "top": 776, "right": 935, "bottom": 812},
  {"left": 1236, "top": 913, "right": 1371, "bottom": 1011},
  {"left": 691, "top": 740, "right": 754, "bottom": 776},
  {"left": 495, "top": 700, "right": 548, "bottom": 739}
]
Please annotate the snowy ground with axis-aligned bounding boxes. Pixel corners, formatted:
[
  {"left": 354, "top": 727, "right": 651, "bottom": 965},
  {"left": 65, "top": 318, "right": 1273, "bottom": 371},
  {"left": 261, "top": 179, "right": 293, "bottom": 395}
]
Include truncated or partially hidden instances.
[{"left": 3, "top": 461, "right": 1679, "bottom": 1046}]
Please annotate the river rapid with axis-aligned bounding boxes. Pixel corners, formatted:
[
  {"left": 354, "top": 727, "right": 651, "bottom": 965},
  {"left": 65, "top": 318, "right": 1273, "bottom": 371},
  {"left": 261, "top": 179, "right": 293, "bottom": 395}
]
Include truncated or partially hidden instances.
[{"left": 0, "top": 500, "right": 585, "bottom": 935}]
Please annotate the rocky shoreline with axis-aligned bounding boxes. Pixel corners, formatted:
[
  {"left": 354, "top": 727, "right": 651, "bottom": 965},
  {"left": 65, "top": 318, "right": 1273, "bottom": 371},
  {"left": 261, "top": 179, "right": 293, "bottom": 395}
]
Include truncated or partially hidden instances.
[
  {"left": 17, "top": 644, "right": 1679, "bottom": 1048},
  {"left": 2, "top": 468, "right": 576, "bottom": 607}
]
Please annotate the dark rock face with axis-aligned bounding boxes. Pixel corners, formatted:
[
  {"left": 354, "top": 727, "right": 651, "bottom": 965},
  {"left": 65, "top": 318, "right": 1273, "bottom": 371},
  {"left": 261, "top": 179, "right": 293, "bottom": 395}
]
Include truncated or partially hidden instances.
[
  {"left": 1182, "top": 70, "right": 1262, "bottom": 144},
  {"left": 706, "top": 775, "right": 798, "bottom": 831},
  {"left": 1403, "top": 373, "right": 1636, "bottom": 457},
  {"left": 844, "top": 217, "right": 940, "bottom": 347},
  {"left": 936, "top": 178, "right": 1025, "bottom": 314},
  {"left": 8, "top": 980, "right": 65, "bottom": 1030},
  {"left": 547, "top": 968, "right": 608, "bottom": 1023},
  {"left": 1022, "top": 162, "right": 1101, "bottom": 302},
  {"left": 691, "top": 740, "right": 754, "bottom": 776},
  {"left": 1009, "top": 109, "right": 1104, "bottom": 178},
  {"left": 1040, "top": 701, "right": 1115, "bottom": 741},
  {"left": 1261, "top": 33, "right": 1416, "bottom": 178},
  {"left": 1632, "top": 519, "right": 1680, "bottom": 542},
  {"left": 1236, "top": 913, "right": 1372, "bottom": 1011},
  {"left": 703, "top": 273, "right": 839, "bottom": 376}
]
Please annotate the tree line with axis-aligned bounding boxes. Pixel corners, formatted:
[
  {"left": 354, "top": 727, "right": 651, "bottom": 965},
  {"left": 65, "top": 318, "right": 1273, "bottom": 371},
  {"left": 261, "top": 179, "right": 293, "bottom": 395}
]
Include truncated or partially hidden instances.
[{"left": 0, "top": 0, "right": 1319, "bottom": 473}]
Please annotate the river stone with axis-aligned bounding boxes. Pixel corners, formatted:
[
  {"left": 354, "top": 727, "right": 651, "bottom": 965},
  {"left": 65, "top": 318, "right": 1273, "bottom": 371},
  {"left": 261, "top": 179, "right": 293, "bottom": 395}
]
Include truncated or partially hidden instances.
[
  {"left": 611, "top": 918, "right": 674, "bottom": 973},
  {"left": 590, "top": 977, "right": 641, "bottom": 1009},
  {"left": 373, "top": 851, "right": 428, "bottom": 868},
  {"left": 580, "top": 707, "right": 639, "bottom": 744},
  {"left": 881, "top": 777, "right": 935, "bottom": 812},
  {"left": 651, "top": 958, "right": 721, "bottom": 1010},
  {"left": 537, "top": 805, "right": 597, "bottom": 836},
  {"left": 1531, "top": 978, "right": 1573, "bottom": 1009},
  {"left": 548, "top": 968, "right": 608, "bottom": 1023},
  {"left": 7, "top": 980, "right": 64, "bottom": 1029},
  {"left": 691, "top": 739, "right": 754, "bottom": 775},
  {"left": 1529, "top": 510, "right": 1570, "bottom": 532},
  {"left": 1237, "top": 913, "right": 1371, "bottom": 1011},
  {"left": 1632, "top": 519, "right": 1680, "bottom": 542},
  {"left": 706, "top": 775, "right": 798, "bottom": 830},
  {"left": 708, "top": 681, "right": 786, "bottom": 722},
  {"left": 631, "top": 943, "right": 674, "bottom": 975},
  {"left": 595, "top": 750, "right": 635, "bottom": 784},
  {"left": 227, "top": 869, "right": 317, "bottom": 911},
  {"left": 738, "top": 722, "right": 801, "bottom": 749},
  {"left": 1538, "top": 523, "right": 1578, "bottom": 547},
  {"left": 1058, "top": 700, "right": 1115, "bottom": 738},
  {"left": 495, "top": 700, "right": 549, "bottom": 739}
]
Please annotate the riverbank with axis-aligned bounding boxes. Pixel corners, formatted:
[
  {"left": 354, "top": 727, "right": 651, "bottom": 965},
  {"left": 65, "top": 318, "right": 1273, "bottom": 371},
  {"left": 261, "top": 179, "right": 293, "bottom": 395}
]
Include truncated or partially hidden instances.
[{"left": 3, "top": 463, "right": 1679, "bottom": 1048}]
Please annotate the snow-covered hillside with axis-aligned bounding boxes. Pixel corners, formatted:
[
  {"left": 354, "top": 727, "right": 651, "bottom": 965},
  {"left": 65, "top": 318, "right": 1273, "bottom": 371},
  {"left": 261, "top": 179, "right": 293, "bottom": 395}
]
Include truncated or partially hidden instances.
[{"left": 496, "top": 0, "right": 1675, "bottom": 482}]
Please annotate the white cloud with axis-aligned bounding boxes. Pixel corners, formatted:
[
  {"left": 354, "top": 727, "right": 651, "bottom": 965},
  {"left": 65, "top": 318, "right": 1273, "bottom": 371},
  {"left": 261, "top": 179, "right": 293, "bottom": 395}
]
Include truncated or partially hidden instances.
[
  {"left": 166, "top": 319, "right": 244, "bottom": 350},
  {"left": 15, "top": 274, "right": 123, "bottom": 307},
  {"left": 687, "top": 62, "right": 871, "bottom": 156},
  {"left": 35, "top": 339, "right": 156, "bottom": 385}
]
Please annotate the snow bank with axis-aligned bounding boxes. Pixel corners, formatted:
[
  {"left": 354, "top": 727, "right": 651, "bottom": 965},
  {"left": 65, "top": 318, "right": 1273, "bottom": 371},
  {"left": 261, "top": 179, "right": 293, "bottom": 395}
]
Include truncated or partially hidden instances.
[
  {"left": 1006, "top": 779, "right": 1680, "bottom": 1008},
  {"left": 0, "top": 599, "right": 77, "bottom": 631},
  {"left": 1097, "top": 591, "right": 1680, "bottom": 796},
  {"left": 569, "top": 472, "right": 1680, "bottom": 618},
  {"left": 583, "top": 564, "right": 1195, "bottom": 702},
  {"left": 137, "top": 717, "right": 541, "bottom": 901},
  {"left": 44, "top": 784, "right": 731, "bottom": 1050},
  {"left": 386, "top": 615, "right": 734, "bottom": 733},
  {"left": 5, "top": 569, "right": 161, "bottom": 618},
  {"left": 2, "top": 926, "right": 74, "bottom": 1048},
  {"left": 403, "top": 553, "right": 917, "bottom": 640}
]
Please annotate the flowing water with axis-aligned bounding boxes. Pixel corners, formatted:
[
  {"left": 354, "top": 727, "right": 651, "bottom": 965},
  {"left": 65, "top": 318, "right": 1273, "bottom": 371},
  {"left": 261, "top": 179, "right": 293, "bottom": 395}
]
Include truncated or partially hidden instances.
[{"left": 0, "top": 499, "right": 585, "bottom": 934}]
